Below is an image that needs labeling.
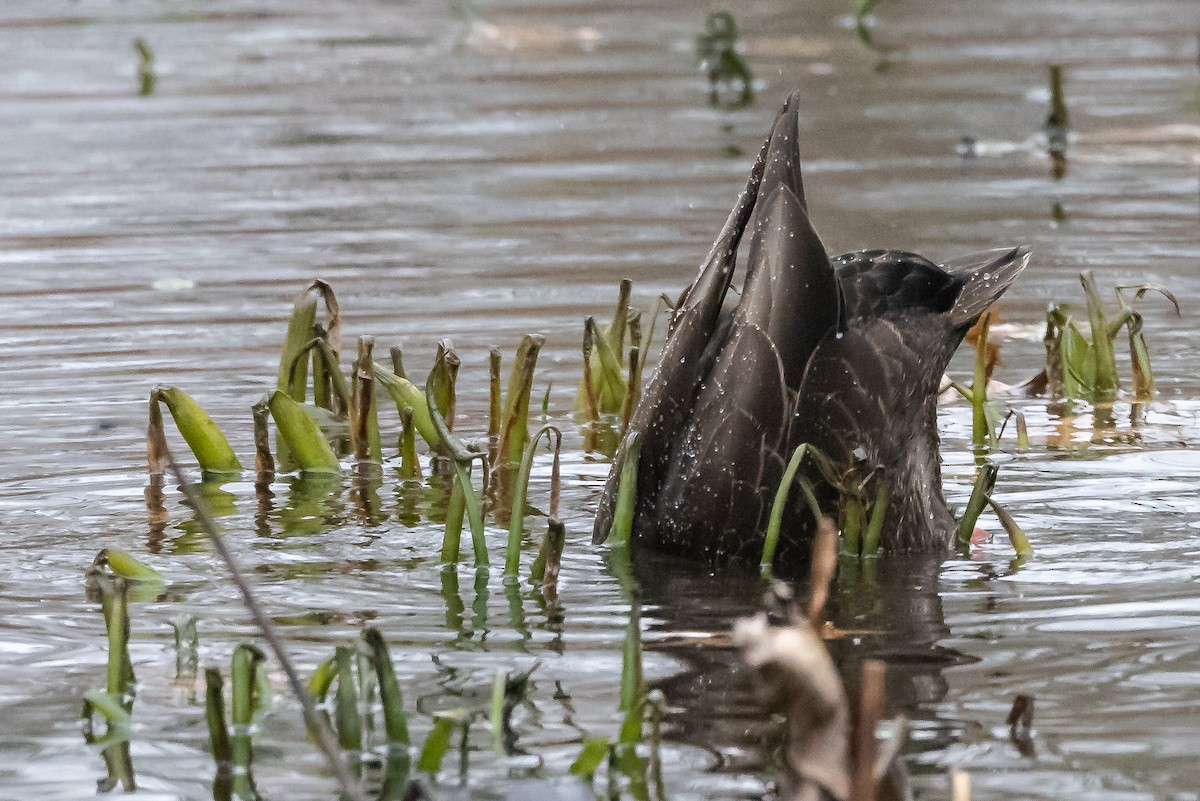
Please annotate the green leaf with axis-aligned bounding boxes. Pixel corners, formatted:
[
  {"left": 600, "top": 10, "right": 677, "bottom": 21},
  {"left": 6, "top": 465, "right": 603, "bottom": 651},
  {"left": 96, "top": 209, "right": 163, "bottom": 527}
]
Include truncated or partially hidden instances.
[
  {"left": 417, "top": 711, "right": 465, "bottom": 773},
  {"left": 151, "top": 386, "right": 242, "bottom": 475},
  {"left": 363, "top": 629, "right": 409, "bottom": 747},
  {"left": 373, "top": 363, "right": 440, "bottom": 450},
  {"left": 267, "top": 390, "right": 341, "bottom": 474},
  {"left": 99, "top": 548, "right": 163, "bottom": 582},
  {"left": 569, "top": 736, "right": 610, "bottom": 779}
]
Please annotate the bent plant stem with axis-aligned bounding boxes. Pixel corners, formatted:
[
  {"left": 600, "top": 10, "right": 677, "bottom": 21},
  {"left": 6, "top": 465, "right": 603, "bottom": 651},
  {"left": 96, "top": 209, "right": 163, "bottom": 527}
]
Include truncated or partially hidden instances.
[
  {"left": 505, "top": 425, "right": 563, "bottom": 577},
  {"left": 148, "top": 386, "right": 242, "bottom": 478},
  {"left": 957, "top": 462, "right": 998, "bottom": 551},
  {"left": 762, "top": 443, "right": 824, "bottom": 574},
  {"left": 425, "top": 371, "right": 488, "bottom": 568},
  {"left": 161, "top": 450, "right": 365, "bottom": 801},
  {"left": 363, "top": 629, "right": 409, "bottom": 748},
  {"left": 986, "top": 493, "right": 1033, "bottom": 559},
  {"left": 971, "top": 313, "right": 994, "bottom": 451},
  {"left": 529, "top": 518, "right": 566, "bottom": 589}
]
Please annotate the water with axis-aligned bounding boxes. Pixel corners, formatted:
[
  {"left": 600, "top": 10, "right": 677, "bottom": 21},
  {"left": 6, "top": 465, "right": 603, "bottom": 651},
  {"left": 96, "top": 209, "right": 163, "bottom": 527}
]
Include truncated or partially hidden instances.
[{"left": 1, "top": 0, "right": 1199, "bottom": 798}]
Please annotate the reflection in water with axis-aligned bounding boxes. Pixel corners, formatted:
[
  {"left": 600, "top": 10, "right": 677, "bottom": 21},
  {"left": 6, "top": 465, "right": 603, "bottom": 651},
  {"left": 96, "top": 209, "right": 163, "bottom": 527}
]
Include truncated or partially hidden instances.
[
  {"left": 275, "top": 474, "right": 345, "bottom": 538},
  {"left": 174, "top": 480, "right": 240, "bottom": 553},
  {"left": 634, "top": 551, "right": 971, "bottom": 782}
]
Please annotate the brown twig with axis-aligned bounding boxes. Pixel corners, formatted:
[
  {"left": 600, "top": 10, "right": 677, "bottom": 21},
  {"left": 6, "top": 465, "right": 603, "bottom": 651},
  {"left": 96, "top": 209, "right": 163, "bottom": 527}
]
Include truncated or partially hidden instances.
[{"left": 163, "top": 451, "right": 364, "bottom": 801}]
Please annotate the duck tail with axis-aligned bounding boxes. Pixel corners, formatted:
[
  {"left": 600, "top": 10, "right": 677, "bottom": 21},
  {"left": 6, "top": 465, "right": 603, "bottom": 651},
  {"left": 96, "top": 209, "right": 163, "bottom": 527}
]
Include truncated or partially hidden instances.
[{"left": 943, "top": 246, "right": 1031, "bottom": 327}]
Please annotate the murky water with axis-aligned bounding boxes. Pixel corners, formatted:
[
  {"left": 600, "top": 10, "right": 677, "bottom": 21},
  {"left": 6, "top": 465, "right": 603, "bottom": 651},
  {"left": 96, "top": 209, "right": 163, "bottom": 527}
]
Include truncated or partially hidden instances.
[{"left": 2, "top": 0, "right": 1199, "bottom": 799}]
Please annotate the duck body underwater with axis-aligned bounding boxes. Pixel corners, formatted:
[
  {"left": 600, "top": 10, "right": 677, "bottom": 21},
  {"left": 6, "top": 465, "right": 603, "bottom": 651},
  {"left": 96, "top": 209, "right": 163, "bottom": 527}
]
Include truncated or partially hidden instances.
[{"left": 592, "top": 91, "right": 1029, "bottom": 564}]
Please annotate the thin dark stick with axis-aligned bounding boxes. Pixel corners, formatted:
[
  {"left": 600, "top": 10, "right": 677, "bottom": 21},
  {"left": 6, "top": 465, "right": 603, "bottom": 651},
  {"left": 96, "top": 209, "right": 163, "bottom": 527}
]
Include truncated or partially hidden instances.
[{"left": 165, "top": 452, "right": 364, "bottom": 801}]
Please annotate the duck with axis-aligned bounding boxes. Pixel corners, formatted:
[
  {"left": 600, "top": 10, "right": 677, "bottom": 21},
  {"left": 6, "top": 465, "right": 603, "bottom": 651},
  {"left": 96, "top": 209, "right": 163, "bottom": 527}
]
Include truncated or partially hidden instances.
[{"left": 592, "top": 91, "right": 1029, "bottom": 564}]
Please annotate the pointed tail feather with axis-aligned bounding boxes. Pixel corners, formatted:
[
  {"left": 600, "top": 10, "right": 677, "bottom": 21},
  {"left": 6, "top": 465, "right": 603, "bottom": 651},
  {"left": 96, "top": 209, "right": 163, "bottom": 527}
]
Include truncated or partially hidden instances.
[{"left": 943, "top": 246, "right": 1031, "bottom": 327}]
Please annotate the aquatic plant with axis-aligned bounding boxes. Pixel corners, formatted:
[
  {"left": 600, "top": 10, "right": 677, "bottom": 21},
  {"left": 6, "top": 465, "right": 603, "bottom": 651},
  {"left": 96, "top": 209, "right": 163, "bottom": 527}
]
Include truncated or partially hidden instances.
[
  {"left": 695, "top": 10, "right": 753, "bottom": 108},
  {"left": 505, "top": 424, "right": 562, "bottom": 576},
  {"left": 81, "top": 574, "right": 136, "bottom": 791},
  {"left": 133, "top": 37, "right": 155, "bottom": 97},
  {"left": 147, "top": 386, "right": 242, "bottom": 478},
  {"left": 1041, "top": 272, "right": 1178, "bottom": 404},
  {"left": 577, "top": 283, "right": 667, "bottom": 456}
]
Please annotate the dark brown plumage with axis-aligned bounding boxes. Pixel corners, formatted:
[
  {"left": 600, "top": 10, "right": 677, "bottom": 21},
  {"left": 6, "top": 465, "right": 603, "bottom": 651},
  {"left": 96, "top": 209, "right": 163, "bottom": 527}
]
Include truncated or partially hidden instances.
[{"left": 593, "top": 91, "right": 1029, "bottom": 564}]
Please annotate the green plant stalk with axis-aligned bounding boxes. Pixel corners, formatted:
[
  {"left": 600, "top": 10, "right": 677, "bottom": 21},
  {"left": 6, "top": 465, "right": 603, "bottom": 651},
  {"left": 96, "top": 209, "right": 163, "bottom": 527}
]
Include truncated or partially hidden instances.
[
  {"left": 170, "top": 613, "right": 199, "bottom": 680},
  {"left": 842, "top": 496, "right": 863, "bottom": 556},
  {"left": 489, "top": 667, "right": 507, "bottom": 753},
  {"left": 957, "top": 462, "right": 999, "bottom": 549},
  {"left": 488, "top": 346, "right": 502, "bottom": 467},
  {"left": 312, "top": 335, "right": 332, "bottom": 413},
  {"left": 441, "top": 475, "right": 466, "bottom": 564},
  {"left": 762, "top": 443, "right": 816, "bottom": 573},
  {"left": 253, "top": 662, "right": 273, "bottom": 724},
  {"left": 1014, "top": 410, "right": 1030, "bottom": 452},
  {"left": 230, "top": 644, "right": 266, "bottom": 728},
  {"left": 149, "top": 386, "right": 242, "bottom": 476},
  {"left": 861, "top": 477, "right": 890, "bottom": 556},
  {"left": 506, "top": 425, "right": 562, "bottom": 576},
  {"left": 607, "top": 433, "right": 641, "bottom": 549},
  {"left": 529, "top": 518, "right": 566, "bottom": 585},
  {"left": 205, "top": 667, "right": 233, "bottom": 765},
  {"left": 308, "top": 655, "right": 338, "bottom": 702},
  {"left": 1081, "top": 271, "right": 1119, "bottom": 401},
  {"left": 333, "top": 646, "right": 362, "bottom": 751},
  {"left": 1043, "top": 305, "right": 1067, "bottom": 398},
  {"left": 267, "top": 390, "right": 341, "bottom": 474},
  {"left": 289, "top": 338, "right": 349, "bottom": 420},
  {"left": 424, "top": 370, "right": 488, "bottom": 567},
  {"left": 453, "top": 459, "right": 488, "bottom": 568},
  {"left": 971, "top": 314, "right": 993, "bottom": 449},
  {"left": 417, "top": 711, "right": 464, "bottom": 773},
  {"left": 607, "top": 279, "right": 633, "bottom": 356},
  {"left": 496, "top": 334, "right": 546, "bottom": 474},
  {"left": 373, "top": 363, "right": 439, "bottom": 449},
  {"left": 1125, "top": 311, "right": 1154, "bottom": 400},
  {"left": 363, "top": 629, "right": 409, "bottom": 747},
  {"left": 986, "top": 494, "right": 1033, "bottom": 559},
  {"left": 398, "top": 407, "right": 421, "bottom": 480}
]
